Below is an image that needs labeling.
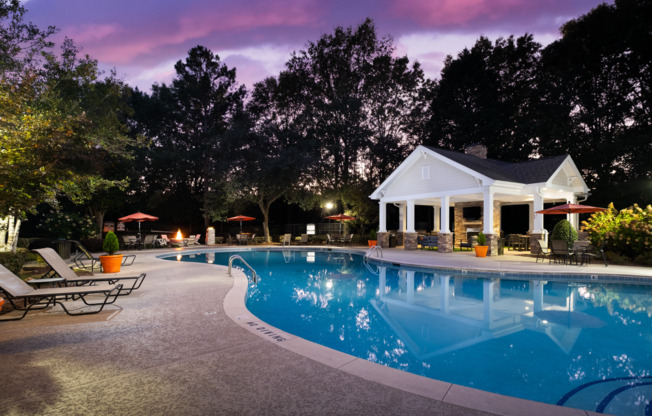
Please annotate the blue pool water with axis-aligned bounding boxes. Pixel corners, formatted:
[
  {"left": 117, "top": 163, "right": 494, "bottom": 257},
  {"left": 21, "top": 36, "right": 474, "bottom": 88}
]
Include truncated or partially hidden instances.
[{"left": 164, "top": 249, "right": 652, "bottom": 415}]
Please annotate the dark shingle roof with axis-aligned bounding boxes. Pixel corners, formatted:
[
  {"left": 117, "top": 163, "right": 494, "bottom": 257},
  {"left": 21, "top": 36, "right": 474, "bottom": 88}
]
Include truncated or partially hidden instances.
[{"left": 424, "top": 146, "right": 568, "bottom": 184}]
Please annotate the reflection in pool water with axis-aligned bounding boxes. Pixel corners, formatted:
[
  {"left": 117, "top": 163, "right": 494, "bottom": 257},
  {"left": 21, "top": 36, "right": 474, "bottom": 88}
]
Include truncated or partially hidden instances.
[{"left": 166, "top": 249, "right": 652, "bottom": 415}]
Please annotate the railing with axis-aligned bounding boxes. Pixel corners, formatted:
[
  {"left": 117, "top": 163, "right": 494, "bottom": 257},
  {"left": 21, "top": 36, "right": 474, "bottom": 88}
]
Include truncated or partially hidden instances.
[
  {"left": 228, "top": 255, "right": 258, "bottom": 283},
  {"left": 364, "top": 245, "right": 383, "bottom": 259}
]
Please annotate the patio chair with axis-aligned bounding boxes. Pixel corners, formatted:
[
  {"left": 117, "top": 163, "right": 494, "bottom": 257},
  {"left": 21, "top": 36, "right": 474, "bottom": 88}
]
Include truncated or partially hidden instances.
[
  {"left": 186, "top": 235, "right": 197, "bottom": 246},
  {"left": 326, "top": 234, "right": 335, "bottom": 245},
  {"left": 71, "top": 240, "right": 136, "bottom": 272},
  {"left": 459, "top": 236, "right": 475, "bottom": 251},
  {"left": 300, "top": 234, "right": 310, "bottom": 245},
  {"left": 32, "top": 248, "right": 147, "bottom": 296},
  {"left": 342, "top": 234, "right": 354, "bottom": 246},
  {"left": 550, "top": 240, "right": 577, "bottom": 265},
  {"left": 580, "top": 241, "right": 608, "bottom": 267},
  {"left": 141, "top": 234, "right": 157, "bottom": 249},
  {"left": 156, "top": 235, "right": 168, "bottom": 247},
  {"left": 121, "top": 235, "right": 138, "bottom": 250},
  {"left": 192, "top": 234, "right": 201, "bottom": 245},
  {"left": 534, "top": 239, "right": 551, "bottom": 263},
  {"left": 0, "top": 263, "right": 122, "bottom": 321}
]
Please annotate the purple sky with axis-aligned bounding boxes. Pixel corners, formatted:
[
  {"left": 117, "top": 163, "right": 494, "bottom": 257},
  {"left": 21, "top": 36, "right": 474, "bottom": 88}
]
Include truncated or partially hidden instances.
[{"left": 23, "top": 0, "right": 611, "bottom": 92}]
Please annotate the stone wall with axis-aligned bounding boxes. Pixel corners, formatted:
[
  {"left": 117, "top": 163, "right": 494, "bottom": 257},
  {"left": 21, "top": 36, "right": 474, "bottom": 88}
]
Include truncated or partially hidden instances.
[
  {"left": 404, "top": 232, "right": 418, "bottom": 250},
  {"left": 377, "top": 232, "right": 389, "bottom": 249}
]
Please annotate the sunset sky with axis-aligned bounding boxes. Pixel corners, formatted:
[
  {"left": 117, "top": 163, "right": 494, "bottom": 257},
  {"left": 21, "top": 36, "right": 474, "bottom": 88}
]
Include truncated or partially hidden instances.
[{"left": 22, "top": 0, "right": 611, "bottom": 92}]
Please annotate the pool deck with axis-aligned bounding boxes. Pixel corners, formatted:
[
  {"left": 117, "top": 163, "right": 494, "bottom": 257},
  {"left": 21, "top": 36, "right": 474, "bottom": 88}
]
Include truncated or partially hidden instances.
[{"left": 2, "top": 245, "right": 649, "bottom": 415}]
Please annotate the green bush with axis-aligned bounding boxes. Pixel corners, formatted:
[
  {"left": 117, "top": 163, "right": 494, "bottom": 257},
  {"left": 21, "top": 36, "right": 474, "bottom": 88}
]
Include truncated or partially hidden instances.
[
  {"left": 369, "top": 229, "right": 377, "bottom": 240},
  {"left": 551, "top": 219, "right": 578, "bottom": 244},
  {"left": 634, "top": 251, "right": 652, "bottom": 266},
  {"left": 582, "top": 203, "right": 652, "bottom": 259},
  {"left": 39, "top": 209, "right": 98, "bottom": 240},
  {"left": 477, "top": 232, "right": 487, "bottom": 245},
  {"left": 0, "top": 250, "right": 33, "bottom": 274},
  {"left": 102, "top": 232, "right": 120, "bottom": 255}
]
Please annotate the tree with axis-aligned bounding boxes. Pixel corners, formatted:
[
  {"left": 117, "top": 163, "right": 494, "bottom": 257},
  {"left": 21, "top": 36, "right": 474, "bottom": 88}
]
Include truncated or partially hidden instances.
[
  {"left": 425, "top": 34, "right": 542, "bottom": 161},
  {"left": 129, "top": 46, "right": 245, "bottom": 230},
  {"left": 278, "top": 18, "right": 427, "bottom": 221},
  {"left": 538, "top": 0, "right": 652, "bottom": 206},
  {"left": 227, "top": 77, "right": 315, "bottom": 242}
]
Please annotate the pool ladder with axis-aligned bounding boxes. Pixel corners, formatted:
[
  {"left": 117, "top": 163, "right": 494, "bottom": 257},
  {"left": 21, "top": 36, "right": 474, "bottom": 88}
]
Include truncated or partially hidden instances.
[
  {"left": 228, "top": 255, "right": 258, "bottom": 283},
  {"left": 364, "top": 245, "right": 383, "bottom": 259}
]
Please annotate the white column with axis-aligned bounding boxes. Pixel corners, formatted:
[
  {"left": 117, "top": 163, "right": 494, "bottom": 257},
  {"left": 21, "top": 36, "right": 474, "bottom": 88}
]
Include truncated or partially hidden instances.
[
  {"left": 569, "top": 196, "right": 578, "bottom": 230},
  {"left": 440, "top": 276, "right": 450, "bottom": 312},
  {"left": 440, "top": 196, "right": 450, "bottom": 233},
  {"left": 407, "top": 199, "right": 415, "bottom": 232},
  {"left": 527, "top": 202, "right": 534, "bottom": 233},
  {"left": 533, "top": 192, "right": 544, "bottom": 233},
  {"left": 406, "top": 270, "right": 415, "bottom": 304},
  {"left": 398, "top": 204, "right": 406, "bottom": 232},
  {"left": 483, "top": 190, "right": 494, "bottom": 234},
  {"left": 433, "top": 206, "right": 441, "bottom": 233},
  {"left": 379, "top": 201, "right": 387, "bottom": 232}
]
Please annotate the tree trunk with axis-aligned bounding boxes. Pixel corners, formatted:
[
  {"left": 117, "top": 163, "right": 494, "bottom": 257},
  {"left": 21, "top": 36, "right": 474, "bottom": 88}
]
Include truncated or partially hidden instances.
[
  {"left": 88, "top": 207, "right": 105, "bottom": 238},
  {"left": 0, "top": 215, "right": 21, "bottom": 253},
  {"left": 258, "top": 199, "right": 272, "bottom": 243}
]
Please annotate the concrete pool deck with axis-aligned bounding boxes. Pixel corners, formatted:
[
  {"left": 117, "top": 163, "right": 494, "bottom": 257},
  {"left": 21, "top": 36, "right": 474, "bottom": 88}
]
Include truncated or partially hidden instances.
[{"left": 1, "top": 245, "right": 649, "bottom": 415}]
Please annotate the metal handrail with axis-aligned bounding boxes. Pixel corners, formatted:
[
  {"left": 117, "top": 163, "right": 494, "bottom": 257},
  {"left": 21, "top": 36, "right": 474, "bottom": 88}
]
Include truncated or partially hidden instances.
[
  {"left": 228, "top": 255, "right": 258, "bottom": 283},
  {"left": 364, "top": 245, "right": 383, "bottom": 259}
]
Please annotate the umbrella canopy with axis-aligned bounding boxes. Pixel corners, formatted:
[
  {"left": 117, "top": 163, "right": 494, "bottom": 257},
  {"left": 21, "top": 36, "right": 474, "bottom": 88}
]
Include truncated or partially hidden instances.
[
  {"left": 535, "top": 203, "right": 606, "bottom": 215},
  {"left": 535, "top": 203, "right": 606, "bottom": 248},
  {"left": 118, "top": 212, "right": 159, "bottom": 235},
  {"left": 325, "top": 213, "right": 355, "bottom": 235},
  {"left": 227, "top": 215, "right": 255, "bottom": 232}
]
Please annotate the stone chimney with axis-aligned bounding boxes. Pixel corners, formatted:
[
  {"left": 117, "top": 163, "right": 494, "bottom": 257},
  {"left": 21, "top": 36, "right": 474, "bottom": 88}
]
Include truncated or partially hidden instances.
[{"left": 464, "top": 144, "right": 487, "bottom": 159}]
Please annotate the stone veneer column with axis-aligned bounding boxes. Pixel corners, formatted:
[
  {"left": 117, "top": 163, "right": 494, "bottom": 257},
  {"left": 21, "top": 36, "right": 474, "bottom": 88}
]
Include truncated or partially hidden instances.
[
  {"left": 377, "top": 232, "right": 390, "bottom": 249},
  {"left": 438, "top": 233, "right": 454, "bottom": 253},
  {"left": 530, "top": 232, "right": 545, "bottom": 255},
  {"left": 404, "top": 232, "right": 418, "bottom": 250},
  {"left": 487, "top": 234, "right": 498, "bottom": 256}
]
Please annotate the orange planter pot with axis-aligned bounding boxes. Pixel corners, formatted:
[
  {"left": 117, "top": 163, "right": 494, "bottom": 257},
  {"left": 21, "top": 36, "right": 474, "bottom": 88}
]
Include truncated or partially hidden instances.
[
  {"left": 368, "top": 240, "right": 377, "bottom": 247},
  {"left": 0, "top": 297, "right": 4, "bottom": 311},
  {"left": 474, "top": 245, "right": 489, "bottom": 257},
  {"left": 100, "top": 254, "right": 123, "bottom": 273}
]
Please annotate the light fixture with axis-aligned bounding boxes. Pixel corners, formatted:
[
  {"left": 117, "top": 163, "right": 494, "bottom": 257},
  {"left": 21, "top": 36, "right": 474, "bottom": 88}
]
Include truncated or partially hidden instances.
[{"left": 326, "top": 202, "right": 334, "bottom": 210}]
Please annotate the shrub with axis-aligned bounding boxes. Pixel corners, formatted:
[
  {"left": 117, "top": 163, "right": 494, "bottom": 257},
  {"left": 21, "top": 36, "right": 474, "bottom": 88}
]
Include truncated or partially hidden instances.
[
  {"left": 102, "top": 232, "right": 120, "bottom": 255},
  {"left": 582, "top": 203, "right": 652, "bottom": 259},
  {"left": 477, "top": 232, "right": 487, "bottom": 245},
  {"left": 369, "top": 229, "right": 377, "bottom": 240},
  {"left": 551, "top": 219, "right": 578, "bottom": 244},
  {"left": 39, "top": 209, "right": 98, "bottom": 240},
  {"left": 0, "top": 250, "right": 34, "bottom": 274}
]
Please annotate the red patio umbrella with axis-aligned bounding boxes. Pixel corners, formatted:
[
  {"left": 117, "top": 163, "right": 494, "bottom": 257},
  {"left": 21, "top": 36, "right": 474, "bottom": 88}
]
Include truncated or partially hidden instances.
[
  {"left": 118, "top": 212, "right": 159, "bottom": 236},
  {"left": 535, "top": 203, "right": 606, "bottom": 247},
  {"left": 227, "top": 215, "right": 255, "bottom": 232},
  {"left": 325, "top": 213, "right": 356, "bottom": 235}
]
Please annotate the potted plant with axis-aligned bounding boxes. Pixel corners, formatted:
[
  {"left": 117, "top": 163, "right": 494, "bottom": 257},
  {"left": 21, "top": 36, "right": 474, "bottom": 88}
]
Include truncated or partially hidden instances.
[
  {"left": 474, "top": 232, "right": 489, "bottom": 257},
  {"left": 99, "top": 231, "right": 123, "bottom": 273},
  {"left": 368, "top": 229, "right": 378, "bottom": 247}
]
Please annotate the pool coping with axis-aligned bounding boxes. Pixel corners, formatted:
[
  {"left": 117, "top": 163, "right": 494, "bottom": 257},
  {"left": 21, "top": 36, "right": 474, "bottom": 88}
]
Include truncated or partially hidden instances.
[{"left": 194, "top": 247, "right": 602, "bottom": 416}]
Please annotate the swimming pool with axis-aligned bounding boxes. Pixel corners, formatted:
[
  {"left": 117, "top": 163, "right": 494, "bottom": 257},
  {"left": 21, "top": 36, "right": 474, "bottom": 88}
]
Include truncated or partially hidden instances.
[{"left": 164, "top": 248, "right": 652, "bottom": 415}]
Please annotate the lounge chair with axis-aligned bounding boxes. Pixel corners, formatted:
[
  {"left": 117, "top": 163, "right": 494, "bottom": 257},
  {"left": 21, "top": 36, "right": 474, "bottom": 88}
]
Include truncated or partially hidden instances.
[
  {"left": 71, "top": 240, "right": 136, "bottom": 272},
  {"left": 282, "top": 234, "right": 292, "bottom": 247},
  {"left": 156, "top": 235, "right": 168, "bottom": 247},
  {"left": 193, "top": 234, "right": 201, "bottom": 245},
  {"left": 326, "top": 234, "right": 334, "bottom": 245},
  {"left": 32, "top": 248, "right": 146, "bottom": 296},
  {"left": 0, "top": 264, "right": 122, "bottom": 321},
  {"left": 534, "top": 239, "right": 551, "bottom": 263}
]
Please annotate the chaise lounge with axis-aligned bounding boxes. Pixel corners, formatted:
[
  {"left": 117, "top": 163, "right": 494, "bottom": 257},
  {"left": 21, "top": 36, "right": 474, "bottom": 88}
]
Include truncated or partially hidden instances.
[
  {"left": 32, "top": 248, "right": 146, "bottom": 296},
  {"left": 0, "top": 264, "right": 122, "bottom": 321}
]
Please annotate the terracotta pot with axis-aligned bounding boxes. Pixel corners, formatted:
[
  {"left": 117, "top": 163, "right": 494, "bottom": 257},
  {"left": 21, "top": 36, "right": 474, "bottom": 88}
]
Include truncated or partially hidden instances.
[
  {"left": 474, "top": 245, "right": 489, "bottom": 257},
  {"left": 368, "top": 240, "right": 377, "bottom": 247},
  {"left": 99, "top": 254, "right": 123, "bottom": 273},
  {"left": 0, "top": 297, "right": 4, "bottom": 311}
]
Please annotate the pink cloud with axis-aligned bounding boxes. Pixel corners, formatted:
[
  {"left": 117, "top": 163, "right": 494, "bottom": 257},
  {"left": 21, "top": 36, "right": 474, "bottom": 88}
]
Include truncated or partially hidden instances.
[
  {"left": 392, "top": 0, "right": 526, "bottom": 26},
  {"left": 65, "top": 23, "right": 122, "bottom": 44}
]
